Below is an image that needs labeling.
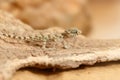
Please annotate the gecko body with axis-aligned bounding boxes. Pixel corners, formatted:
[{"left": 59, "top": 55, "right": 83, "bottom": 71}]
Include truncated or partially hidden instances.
[{"left": 0, "top": 28, "right": 81, "bottom": 48}]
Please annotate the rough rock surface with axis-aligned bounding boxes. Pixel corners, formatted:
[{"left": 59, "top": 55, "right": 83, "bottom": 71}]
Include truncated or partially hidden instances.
[{"left": 0, "top": 10, "right": 120, "bottom": 80}]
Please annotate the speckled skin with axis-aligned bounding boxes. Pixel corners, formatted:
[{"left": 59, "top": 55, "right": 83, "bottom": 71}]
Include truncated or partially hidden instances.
[{"left": 0, "top": 28, "right": 81, "bottom": 48}]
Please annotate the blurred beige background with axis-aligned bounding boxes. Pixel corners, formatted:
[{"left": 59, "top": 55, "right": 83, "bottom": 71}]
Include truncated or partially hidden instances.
[
  {"left": 88, "top": 0, "right": 120, "bottom": 39},
  {"left": 0, "top": 0, "right": 91, "bottom": 35}
]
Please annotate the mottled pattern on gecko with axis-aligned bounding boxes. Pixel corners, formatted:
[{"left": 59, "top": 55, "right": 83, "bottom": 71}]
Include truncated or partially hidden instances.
[{"left": 0, "top": 28, "right": 81, "bottom": 48}]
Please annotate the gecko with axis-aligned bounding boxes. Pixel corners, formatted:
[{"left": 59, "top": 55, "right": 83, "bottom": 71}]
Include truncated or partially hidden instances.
[{"left": 0, "top": 28, "right": 82, "bottom": 49}]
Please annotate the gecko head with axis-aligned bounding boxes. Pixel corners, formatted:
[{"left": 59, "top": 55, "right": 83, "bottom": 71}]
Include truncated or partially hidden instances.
[{"left": 64, "top": 28, "right": 82, "bottom": 37}]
